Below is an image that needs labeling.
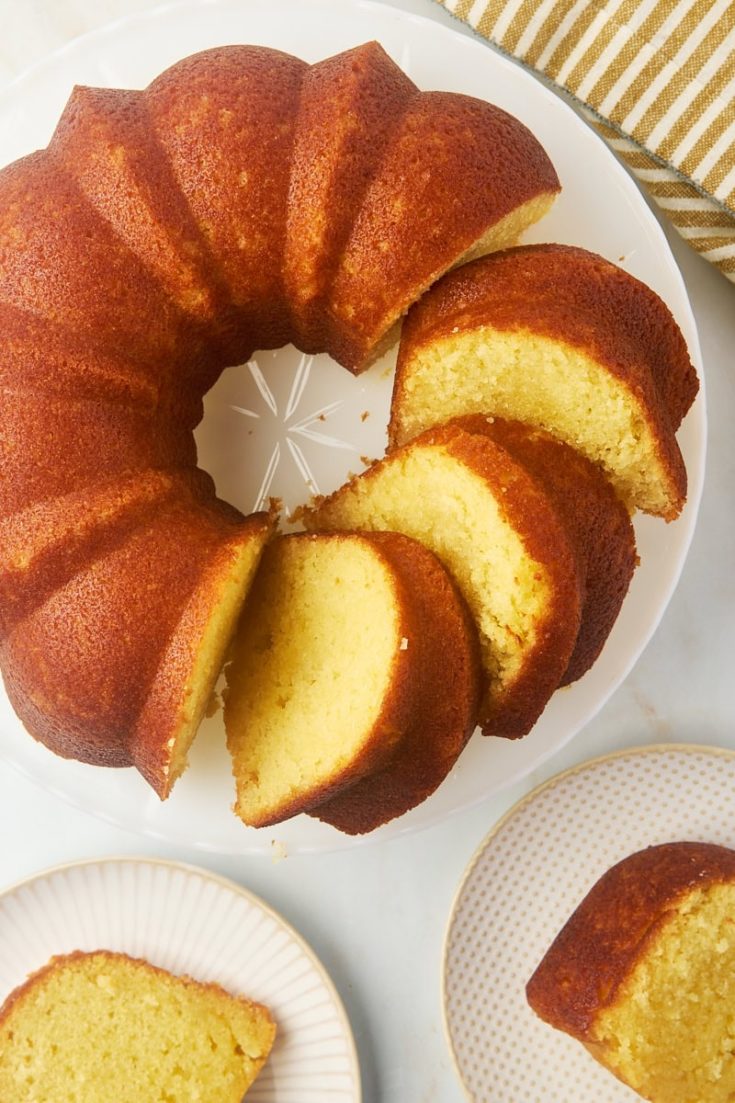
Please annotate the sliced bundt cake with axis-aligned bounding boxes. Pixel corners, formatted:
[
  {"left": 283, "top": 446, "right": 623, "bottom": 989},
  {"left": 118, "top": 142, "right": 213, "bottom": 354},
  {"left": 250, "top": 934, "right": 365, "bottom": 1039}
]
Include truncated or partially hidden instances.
[
  {"left": 450, "top": 415, "right": 637, "bottom": 685},
  {"left": 224, "top": 531, "right": 458, "bottom": 828},
  {"left": 0, "top": 950, "right": 275, "bottom": 1102},
  {"left": 527, "top": 842, "right": 735, "bottom": 1103},
  {"left": 0, "top": 42, "right": 562, "bottom": 795},
  {"left": 304, "top": 423, "right": 583, "bottom": 739},
  {"left": 390, "top": 243, "right": 698, "bottom": 518},
  {"left": 310, "top": 531, "right": 482, "bottom": 835}
]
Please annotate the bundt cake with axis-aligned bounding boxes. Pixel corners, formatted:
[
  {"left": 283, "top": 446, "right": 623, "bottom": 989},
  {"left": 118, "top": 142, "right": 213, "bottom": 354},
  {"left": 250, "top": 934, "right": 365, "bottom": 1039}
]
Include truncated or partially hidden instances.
[
  {"left": 0, "top": 41, "right": 560, "bottom": 797},
  {"left": 527, "top": 842, "right": 735, "bottom": 1102},
  {"left": 309, "top": 531, "right": 481, "bottom": 835},
  {"left": 390, "top": 243, "right": 699, "bottom": 519},
  {"left": 0, "top": 949, "right": 275, "bottom": 1101},
  {"left": 449, "top": 415, "right": 637, "bottom": 685},
  {"left": 304, "top": 423, "right": 583, "bottom": 740},
  {"left": 224, "top": 531, "right": 480, "bottom": 828}
]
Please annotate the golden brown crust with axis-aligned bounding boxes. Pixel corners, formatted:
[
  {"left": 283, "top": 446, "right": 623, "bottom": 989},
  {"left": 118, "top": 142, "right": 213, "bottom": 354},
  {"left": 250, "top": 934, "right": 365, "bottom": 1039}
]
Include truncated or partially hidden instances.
[
  {"left": 0, "top": 470, "right": 198, "bottom": 638},
  {"left": 285, "top": 41, "right": 416, "bottom": 352},
  {"left": 526, "top": 841, "right": 735, "bottom": 1039},
  {"left": 0, "top": 394, "right": 196, "bottom": 521},
  {"left": 146, "top": 46, "right": 307, "bottom": 354},
  {"left": 48, "top": 86, "right": 241, "bottom": 372},
  {"left": 0, "top": 493, "right": 271, "bottom": 792},
  {"left": 311, "top": 531, "right": 482, "bottom": 834},
  {"left": 451, "top": 416, "right": 637, "bottom": 684},
  {"left": 0, "top": 152, "right": 198, "bottom": 373},
  {"left": 328, "top": 96, "right": 560, "bottom": 372},
  {"left": 0, "top": 303, "right": 160, "bottom": 409}
]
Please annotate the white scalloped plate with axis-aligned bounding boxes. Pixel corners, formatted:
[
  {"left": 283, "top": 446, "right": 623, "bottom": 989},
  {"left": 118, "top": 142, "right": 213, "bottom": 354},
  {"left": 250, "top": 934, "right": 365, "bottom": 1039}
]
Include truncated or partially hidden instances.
[
  {"left": 0, "top": 857, "right": 360, "bottom": 1102},
  {"left": 443, "top": 744, "right": 735, "bottom": 1103},
  {"left": 0, "top": 0, "right": 705, "bottom": 852}
]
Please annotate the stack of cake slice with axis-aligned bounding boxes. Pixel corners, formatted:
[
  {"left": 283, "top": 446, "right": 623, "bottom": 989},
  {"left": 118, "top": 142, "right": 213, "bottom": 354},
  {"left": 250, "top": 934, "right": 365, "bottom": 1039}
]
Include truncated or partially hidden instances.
[{"left": 222, "top": 243, "right": 696, "bottom": 834}]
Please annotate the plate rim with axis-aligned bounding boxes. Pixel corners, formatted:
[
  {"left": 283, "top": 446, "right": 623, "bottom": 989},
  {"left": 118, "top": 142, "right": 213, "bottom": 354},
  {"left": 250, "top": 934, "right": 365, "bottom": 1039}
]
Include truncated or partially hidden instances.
[
  {"left": 440, "top": 741, "right": 735, "bottom": 1101},
  {"left": 0, "top": 853, "right": 363, "bottom": 1101},
  {"left": 0, "top": 0, "right": 706, "bottom": 854}
]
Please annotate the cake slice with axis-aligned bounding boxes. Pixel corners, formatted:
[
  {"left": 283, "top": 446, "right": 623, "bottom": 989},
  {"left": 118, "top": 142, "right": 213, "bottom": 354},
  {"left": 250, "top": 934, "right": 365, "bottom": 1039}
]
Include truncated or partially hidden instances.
[
  {"left": 310, "top": 531, "right": 481, "bottom": 835},
  {"left": 0, "top": 950, "right": 275, "bottom": 1102},
  {"left": 390, "top": 244, "right": 699, "bottom": 518},
  {"left": 527, "top": 842, "right": 735, "bottom": 1103},
  {"left": 224, "top": 531, "right": 428, "bottom": 828},
  {"left": 451, "top": 415, "right": 637, "bottom": 685},
  {"left": 304, "top": 424, "right": 582, "bottom": 739}
]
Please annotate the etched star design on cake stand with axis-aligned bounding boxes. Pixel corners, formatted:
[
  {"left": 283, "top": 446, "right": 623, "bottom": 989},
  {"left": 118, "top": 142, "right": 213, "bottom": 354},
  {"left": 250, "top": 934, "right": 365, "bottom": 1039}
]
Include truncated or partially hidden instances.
[
  {"left": 196, "top": 345, "right": 391, "bottom": 521},
  {"left": 233, "top": 354, "right": 355, "bottom": 512}
]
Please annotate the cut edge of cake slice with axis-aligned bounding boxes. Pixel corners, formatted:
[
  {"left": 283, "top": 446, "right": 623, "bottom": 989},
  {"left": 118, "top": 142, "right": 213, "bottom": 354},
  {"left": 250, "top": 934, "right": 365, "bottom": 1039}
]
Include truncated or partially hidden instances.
[
  {"left": 224, "top": 531, "right": 425, "bottom": 827},
  {"left": 0, "top": 949, "right": 276, "bottom": 1103},
  {"left": 304, "top": 423, "right": 583, "bottom": 740}
]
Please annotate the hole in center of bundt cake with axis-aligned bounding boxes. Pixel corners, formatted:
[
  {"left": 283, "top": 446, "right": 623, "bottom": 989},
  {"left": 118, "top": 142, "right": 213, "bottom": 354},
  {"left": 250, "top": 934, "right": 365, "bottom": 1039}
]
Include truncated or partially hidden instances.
[{"left": 194, "top": 344, "right": 394, "bottom": 519}]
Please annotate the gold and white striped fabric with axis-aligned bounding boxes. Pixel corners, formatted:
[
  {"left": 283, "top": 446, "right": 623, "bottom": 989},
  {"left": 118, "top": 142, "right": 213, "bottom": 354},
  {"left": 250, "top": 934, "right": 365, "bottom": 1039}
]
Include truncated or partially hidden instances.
[{"left": 437, "top": 0, "right": 735, "bottom": 283}]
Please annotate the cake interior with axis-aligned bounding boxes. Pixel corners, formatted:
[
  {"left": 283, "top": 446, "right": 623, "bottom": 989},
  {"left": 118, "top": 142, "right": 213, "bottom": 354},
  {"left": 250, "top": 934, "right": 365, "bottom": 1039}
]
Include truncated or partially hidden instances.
[
  {"left": 590, "top": 882, "right": 735, "bottom": 1102},
  {"left": 0, "top": 953, "right": 273, "bottom": 1102},
  {"left": 224, "top": 537, "right": 404, "bottom": 826},
  {"left": 455, "top": 193, "right": 555, "bottom": 268},
  {"left": 395, "top": 327, "right": 673, "bottom": 515},
  {"left": 308, "top": 445, "right": 551, "bottom": 702},
  {"left": 160, "top": 527, "right": 271, "bottom": 796}
]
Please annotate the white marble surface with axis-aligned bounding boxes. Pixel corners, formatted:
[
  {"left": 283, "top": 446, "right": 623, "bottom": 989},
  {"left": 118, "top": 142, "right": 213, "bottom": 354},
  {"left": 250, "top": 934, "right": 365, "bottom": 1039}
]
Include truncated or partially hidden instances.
[{"left": 0, "top": 1, "right": 733, "bottom": 1100}]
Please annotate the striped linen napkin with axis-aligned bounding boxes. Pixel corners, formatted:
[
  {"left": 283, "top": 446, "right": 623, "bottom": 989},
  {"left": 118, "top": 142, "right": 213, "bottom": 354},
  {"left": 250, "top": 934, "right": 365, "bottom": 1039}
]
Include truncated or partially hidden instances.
[{"left": 436, "top": 0, "right": 735, "bottom": 284}]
